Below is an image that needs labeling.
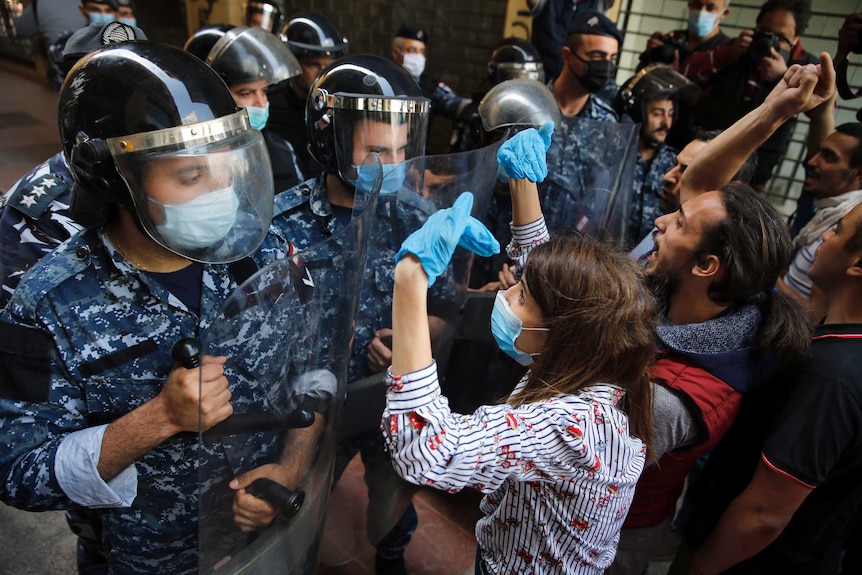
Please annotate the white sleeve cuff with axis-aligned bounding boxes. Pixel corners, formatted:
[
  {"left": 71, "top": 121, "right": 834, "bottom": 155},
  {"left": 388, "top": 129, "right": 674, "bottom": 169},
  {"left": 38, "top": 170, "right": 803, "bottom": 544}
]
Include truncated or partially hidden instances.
[{"left": 55, "top": 425, "right": 137, "bottom": 508}]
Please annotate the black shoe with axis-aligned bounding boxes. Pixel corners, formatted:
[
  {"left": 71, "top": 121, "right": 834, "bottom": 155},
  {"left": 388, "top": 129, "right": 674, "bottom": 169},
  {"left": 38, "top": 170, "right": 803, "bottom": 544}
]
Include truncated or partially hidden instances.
[{"left": 375, "top": 554, "right": 408, "bottom": 575}]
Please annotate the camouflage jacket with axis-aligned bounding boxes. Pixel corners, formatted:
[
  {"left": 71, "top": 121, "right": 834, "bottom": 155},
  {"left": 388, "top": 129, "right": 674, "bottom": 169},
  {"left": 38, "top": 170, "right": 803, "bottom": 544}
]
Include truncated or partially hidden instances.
[
  {"left": 539, "top": 95, "right": 626, "bottom": 236},
  {"left": 0, "top": 152, "right": 80, "bottom": 309},
  {"left": 271, "top": 175, "right": 458, "bottom": 383},
  {"left": 0, "top": 224, "right": 293, "bottom": 574},
  {"left": 628, "top": 143, "right": 677, "bottom": 242}
]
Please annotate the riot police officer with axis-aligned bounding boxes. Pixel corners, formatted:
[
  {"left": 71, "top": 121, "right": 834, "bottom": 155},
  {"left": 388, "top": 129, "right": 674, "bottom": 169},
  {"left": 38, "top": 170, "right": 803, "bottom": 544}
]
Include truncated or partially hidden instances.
[
  {"left": 270, "top": 54, "right": 445, "bottom": 575},
  {"left": 245, "top": 0, "right": 282, "bottom": 32},
  {"left": 201, "top": 25, "right": 305, "bottom": 194},
  {"left": 449, "top": 37, "right": 545, "bottom": 154},
  {"left": 0, "top": 42, "right": 298, "bottom": 575},
  {"left": 267, "top": 11, "right": 348, "bottom": 179},
  {"left": 614, "top": 64, "right": 699, "bottom": 242}
]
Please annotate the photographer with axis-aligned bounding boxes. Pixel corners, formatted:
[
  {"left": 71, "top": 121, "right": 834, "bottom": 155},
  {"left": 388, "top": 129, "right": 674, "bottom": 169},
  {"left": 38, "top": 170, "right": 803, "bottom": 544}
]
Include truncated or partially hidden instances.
[
  {"left": 638, "top": 0, "right": 730, "bottom": 75},
  {"left": 835, "top": 13, "right": 862, "bottom": 102},
  {"left": 636, "top": 0, "right": 730, "bottom": 148},
  {"left": 688, "top": 0, "right": 818, "bottom": 189}
]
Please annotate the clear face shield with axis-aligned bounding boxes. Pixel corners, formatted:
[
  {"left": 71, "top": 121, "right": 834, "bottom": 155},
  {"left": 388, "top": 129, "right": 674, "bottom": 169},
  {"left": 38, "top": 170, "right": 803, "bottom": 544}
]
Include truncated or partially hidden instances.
[
  {"left": 312, "top": 90, "right": 429, "bottom": 190},
  {"left": 107, "top": 110, "right": 274, "bottom": 264}
]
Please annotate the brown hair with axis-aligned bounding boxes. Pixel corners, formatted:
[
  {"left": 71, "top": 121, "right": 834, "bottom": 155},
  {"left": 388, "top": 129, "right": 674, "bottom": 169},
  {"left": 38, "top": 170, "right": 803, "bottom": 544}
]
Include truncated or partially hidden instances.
[
  {"left": 694, "top": 182, "right": 810, "bottom": 363},
  {"left": 510, "top": 235, "right": 657, "bottom": 451}
]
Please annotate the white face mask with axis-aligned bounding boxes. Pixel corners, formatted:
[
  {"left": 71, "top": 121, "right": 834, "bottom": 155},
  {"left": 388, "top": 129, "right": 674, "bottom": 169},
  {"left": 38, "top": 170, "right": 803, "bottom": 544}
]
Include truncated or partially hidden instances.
[
  {"left": 150, "top": 185, "right": 239, "bottom": 250},
  {"left": 401, "top": 52, "right": 426, "bottom": 78}
]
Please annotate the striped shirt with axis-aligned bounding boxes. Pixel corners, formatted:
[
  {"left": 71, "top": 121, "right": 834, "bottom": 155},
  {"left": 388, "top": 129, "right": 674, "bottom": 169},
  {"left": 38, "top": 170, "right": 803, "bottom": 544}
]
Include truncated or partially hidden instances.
[
  {"left": 382, "top": 362, "right": 646, "bottom": 574},
  {"left": 784, "top": 236, "right": 823, "bottom": 299}
]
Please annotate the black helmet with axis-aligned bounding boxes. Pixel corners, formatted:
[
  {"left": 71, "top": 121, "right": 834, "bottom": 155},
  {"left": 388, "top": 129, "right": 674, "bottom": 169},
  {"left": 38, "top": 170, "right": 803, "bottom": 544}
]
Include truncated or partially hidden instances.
[
  {"left": 183, "top": 24, "right": 235, "bottom": 62},
  {"left": 487, "top": 37, "right": 544, "bottom": 85},
  {"left": 614, "top": 64, "right": 699, "bottom": 123},
  {"left": 245, "top": 1, "right": 283, "bottom": 33},
  {"left": 205, "top": 26, "right": 300, "bottom": 87},
  {"left": 60, "top": 42, "right": 275, "bottom": 263},
  {"left": 306, "top": 54, "right": 429, "bottom": 182},
  {"left": 281, "top": 12, "right": 348, "bottom": 58}
]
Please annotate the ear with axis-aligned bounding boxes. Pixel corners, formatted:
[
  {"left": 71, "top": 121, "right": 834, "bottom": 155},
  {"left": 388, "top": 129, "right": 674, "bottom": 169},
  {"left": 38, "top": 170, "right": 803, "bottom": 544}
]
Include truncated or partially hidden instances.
[
  {"left": 851, "top": 167, "right": 862, "bottom": 189},
  {"left": 847, "top": 253, "right": 862, "bottom": 278},
  {"left": 561, "top": 45, "right": 572, "bottom": 60},
  {"left": 691, "top": 253, "right": 721, "bottom": 279}
]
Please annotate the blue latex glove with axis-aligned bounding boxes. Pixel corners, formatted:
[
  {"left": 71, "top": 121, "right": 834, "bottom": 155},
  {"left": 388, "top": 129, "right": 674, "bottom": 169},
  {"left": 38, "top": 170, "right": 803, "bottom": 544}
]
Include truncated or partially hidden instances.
[
  {"left": 496, "top": 120, "right": 554, "bottom": 182},
  {"left": 396, "top": 192, "right": 500, "bottom": 286}
]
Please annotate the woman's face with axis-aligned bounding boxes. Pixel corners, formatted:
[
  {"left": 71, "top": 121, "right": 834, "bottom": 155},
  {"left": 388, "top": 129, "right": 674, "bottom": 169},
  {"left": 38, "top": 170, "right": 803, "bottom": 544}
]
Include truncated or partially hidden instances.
[{"left": 501, "top": 278, "right": 547, "bottom": 355}]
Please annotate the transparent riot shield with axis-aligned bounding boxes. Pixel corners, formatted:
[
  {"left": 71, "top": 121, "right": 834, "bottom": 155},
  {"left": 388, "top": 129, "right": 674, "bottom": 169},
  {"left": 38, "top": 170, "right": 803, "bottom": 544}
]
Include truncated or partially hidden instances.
[
  {"left": 196, "top": 155, "right": 383, "bottom": 574},
  {"left": 319, "top": 140, "right": 502, "bottom": 566},
  {"left": 539, "top": 116, "right": 639, "bottom": 246}
]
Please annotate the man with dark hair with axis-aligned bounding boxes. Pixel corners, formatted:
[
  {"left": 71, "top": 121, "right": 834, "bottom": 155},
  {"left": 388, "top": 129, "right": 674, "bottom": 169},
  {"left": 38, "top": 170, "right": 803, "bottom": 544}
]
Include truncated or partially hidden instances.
[
  {"left": 390, "top": 23, "right": 472, "bottom": 151},
  {"left": 615, "top": 65, "right": 699, "bottom": 240},
  {"left": 679, "top": 199, "right": 862, "bottom": 574},
  {"left": 608, "top": 52, "right": 834, "bottom": 575},
  {"left": 779, "top": 122, "right": 862, "bottom": 319},
  {"left": 539, "top": 9, "right": 631, "bottom": 237},
  {"left": 639, "top": 0, "right": 731, "bottom": 73},
  {"left": 687, "top": 0, "right": 818, "bottom": 189},
  {"left": 267, "top": 11, "right": 348, "bottom": 179}
]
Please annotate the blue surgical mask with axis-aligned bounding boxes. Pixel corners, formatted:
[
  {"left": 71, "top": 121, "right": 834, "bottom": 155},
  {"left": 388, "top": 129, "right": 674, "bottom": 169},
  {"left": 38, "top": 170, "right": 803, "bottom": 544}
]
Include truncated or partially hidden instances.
[
  {"left": 687, "top": 10, "right": 719, "bottom": 39},
  {"left": 118, "top": 17, "right": 137, "bottom": 27},
  {"left": 246, "top": 102, "right": 270, "bottom": 131},
  {"left": 490, "top": 290, "right": 547, "bottom": 366},
  {"left": 348, "top": 162, "right": 406, "bottom": 195},
  {"left": 150, "top": 185, "right": 240, "bottom": 250},
  {"left": 88, "top": 11, "right": 116, "bottom": 24}
]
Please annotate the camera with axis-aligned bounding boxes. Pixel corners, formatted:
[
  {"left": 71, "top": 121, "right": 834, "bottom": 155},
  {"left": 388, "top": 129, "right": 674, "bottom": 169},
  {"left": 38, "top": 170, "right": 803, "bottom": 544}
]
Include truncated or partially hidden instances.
[
  {"left": 750, "top": 30, "right": 781, "bottom": 60},
  {"left": 638, "top": 32, "right": 687, "bottom": 68}
]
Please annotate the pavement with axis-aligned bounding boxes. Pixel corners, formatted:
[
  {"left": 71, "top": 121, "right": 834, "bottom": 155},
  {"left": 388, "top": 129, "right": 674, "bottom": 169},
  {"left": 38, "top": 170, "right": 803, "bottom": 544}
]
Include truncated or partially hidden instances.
[
  {"left": 0, "top": 62, "right": 78, "bottom": 575},
  {"left": 0, "top": 62, "right": 61, "bottom": 194}
]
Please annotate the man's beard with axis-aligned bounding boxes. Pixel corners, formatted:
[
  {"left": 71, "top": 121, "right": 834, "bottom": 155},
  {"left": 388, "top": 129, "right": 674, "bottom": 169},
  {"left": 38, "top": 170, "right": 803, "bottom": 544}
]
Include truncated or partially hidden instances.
[{"left": 645, "top": 266, "right": 677, "bottom": 316}]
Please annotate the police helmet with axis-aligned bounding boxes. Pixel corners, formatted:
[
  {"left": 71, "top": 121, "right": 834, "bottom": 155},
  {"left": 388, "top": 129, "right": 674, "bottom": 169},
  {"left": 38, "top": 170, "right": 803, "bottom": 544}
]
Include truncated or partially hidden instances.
[
  {"left": 206, "top": 26, "right": 300, "bottom": 87},
  {"left": 478, "top": 78, "right": 561, "bottom": 133},
  {"left": 183, "top": 24, "right": 235, "bottom": 62},
  {"left": 487, "top": 38, "right": 544, "bottom": 85},
  {"left": 281, "top": 12, "right": 348, "bottom": 59},
  {"left": 60, "top": 42, "right": 274, "bottom": 263},
  {"left": 614, "top": 64, "right": 699, "bottom": 123},
  {"left": 245, "top": 1, "right": 283, "bottom": 33},
  {"left": 306, "top": 54, "right": 429, "bottom": 182}
]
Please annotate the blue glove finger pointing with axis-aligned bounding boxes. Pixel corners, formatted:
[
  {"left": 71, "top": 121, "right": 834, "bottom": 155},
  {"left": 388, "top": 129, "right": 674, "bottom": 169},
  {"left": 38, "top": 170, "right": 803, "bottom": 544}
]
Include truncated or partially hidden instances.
[
  {"left": 460, "top": 216, "right": 500, "bottom": 257},
  {"left": 396, "top": 192, "right": 476, "bottom": 287}
]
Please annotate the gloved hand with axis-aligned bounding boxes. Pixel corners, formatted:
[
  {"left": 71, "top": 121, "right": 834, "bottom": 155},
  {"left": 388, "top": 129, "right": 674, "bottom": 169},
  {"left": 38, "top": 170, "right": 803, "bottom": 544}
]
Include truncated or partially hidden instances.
[
  {"left": 496, "top": 120, "right": 554, "bottom": 182},
  {"left": 396, "top": 192, "right": 500, "bottom": 286}
]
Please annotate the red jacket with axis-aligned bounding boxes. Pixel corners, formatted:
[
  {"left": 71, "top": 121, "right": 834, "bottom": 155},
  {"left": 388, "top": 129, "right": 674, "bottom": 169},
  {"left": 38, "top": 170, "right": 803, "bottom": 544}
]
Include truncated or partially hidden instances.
[{"left": 623, "top": 352, "right": 743, "bottom": 528}]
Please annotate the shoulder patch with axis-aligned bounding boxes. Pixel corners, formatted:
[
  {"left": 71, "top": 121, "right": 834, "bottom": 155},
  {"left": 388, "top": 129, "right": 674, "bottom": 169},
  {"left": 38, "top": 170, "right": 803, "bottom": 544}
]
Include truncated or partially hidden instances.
[
  {"left": 273, "top": 181, "right": 312, "bottom": 216},
  {"left": 7, "top": 173, "right": 71, "bottom": 220}
]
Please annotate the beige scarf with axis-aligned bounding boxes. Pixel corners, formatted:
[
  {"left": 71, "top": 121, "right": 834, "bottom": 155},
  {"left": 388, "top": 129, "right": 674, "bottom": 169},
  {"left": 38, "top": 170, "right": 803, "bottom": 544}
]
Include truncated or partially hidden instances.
[{"left": 794, "top": 189, "right": 862, "bottom": 249}]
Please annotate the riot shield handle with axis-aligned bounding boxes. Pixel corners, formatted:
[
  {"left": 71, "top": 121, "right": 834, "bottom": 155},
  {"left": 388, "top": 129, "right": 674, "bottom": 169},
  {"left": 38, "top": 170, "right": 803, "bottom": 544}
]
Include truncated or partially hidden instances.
[
  {"left": 172, "top": 338, "right": 202, "bottom": 368},
  {"left": 172, "top": 338, "right": 316, "bottom": 436},
  {"left": 245, "top": 478, "right": 305, "bottom": 520}
]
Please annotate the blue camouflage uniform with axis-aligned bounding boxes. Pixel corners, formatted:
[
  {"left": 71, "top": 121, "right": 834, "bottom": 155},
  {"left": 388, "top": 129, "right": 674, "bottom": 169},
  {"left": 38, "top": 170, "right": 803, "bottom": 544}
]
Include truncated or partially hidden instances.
[
  {"left": 270, "top": 174, "right": 457, "bottom": 384},
  {"left": 628, "top": 143, "right": 677, "bottom": 243},
  {"left": 0, "top": 221, "right": 295, "bottom": 574},
  {"left": 270, "top": 174, "right": 458, "bottom": 559},
  {"left": 539, "top": 83, "right": 620, "bottom": 235},
  {"left": 0, "top": 152, "right": 80, "bottom": 309}
]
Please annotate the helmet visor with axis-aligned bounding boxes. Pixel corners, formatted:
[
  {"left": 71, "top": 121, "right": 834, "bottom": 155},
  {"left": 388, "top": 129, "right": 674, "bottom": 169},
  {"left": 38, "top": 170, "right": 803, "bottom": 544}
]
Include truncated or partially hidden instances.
[
  {"left": 316, "top": 91, "right": 429, "bottom": 183},
  {"left": 107, "top": 110, "right": 274, "bottom": 263}
]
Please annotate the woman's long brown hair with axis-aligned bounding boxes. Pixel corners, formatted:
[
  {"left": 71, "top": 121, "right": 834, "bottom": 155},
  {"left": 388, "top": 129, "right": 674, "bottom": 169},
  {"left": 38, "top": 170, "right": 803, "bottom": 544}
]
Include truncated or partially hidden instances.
[{"left": 508, "top": 235, "right": 657, "bottom": 452}]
